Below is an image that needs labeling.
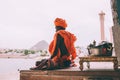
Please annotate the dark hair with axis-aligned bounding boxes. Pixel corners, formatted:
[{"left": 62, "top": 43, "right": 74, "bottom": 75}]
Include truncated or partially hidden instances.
[{"left": 56, "top": 26, "right": 65, "bottom": 31}]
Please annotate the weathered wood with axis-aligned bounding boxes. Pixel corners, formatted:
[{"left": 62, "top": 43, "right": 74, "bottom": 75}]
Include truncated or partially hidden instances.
[
  {"left": 79, "top": 56, "right": 118, "bottom": 71},
  {"left": 20, "top": 69, "right": 120, "bottom": 80}
]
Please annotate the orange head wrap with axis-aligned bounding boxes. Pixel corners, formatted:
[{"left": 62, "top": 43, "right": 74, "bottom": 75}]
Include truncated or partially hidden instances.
[{"left": 54, "top": 18, "right": 67, "bottom": 28}]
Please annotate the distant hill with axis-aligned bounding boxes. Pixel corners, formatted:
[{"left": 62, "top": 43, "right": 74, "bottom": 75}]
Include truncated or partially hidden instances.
[{"left": 30, "top": 40, "right": 49, "bottom": 51}]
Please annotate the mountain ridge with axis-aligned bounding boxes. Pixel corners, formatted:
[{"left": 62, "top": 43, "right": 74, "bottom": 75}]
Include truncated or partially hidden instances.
[{"left": 30, "top": 40, "right": 49, "bottom": 51}]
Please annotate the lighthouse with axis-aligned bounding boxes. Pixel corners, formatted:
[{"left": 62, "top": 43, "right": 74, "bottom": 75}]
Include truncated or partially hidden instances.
[{"left": 99, "top": 11, "right": 105, "bottom": 41}]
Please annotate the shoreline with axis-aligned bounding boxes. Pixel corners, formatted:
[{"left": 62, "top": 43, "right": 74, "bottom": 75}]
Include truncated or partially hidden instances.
[
  {"left": 0, "top": 54, "right": 33, "bottom": 59},
  {"left": 0, "top": 54, "right": 50, "bottom": 60}
]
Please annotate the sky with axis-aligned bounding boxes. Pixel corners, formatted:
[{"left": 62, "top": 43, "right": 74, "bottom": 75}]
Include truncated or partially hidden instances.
[{"left": 0, "top": 0, "right": 113, "bottom": 49}]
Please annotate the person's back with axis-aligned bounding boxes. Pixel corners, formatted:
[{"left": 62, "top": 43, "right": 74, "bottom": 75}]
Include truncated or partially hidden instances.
[
  {"left": 49, "top": 18, "right": 77, "bottom": 68},
  {"left": 30, "top": 18, "right": 77, "bottom": 70}
]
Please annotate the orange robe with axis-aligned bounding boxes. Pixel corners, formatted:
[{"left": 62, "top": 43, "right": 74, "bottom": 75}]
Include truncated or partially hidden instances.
[{"left": 49, "top": 30, "right": 77, "bottom": 62}]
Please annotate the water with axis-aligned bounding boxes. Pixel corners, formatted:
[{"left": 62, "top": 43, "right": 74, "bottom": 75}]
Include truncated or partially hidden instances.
[{"left": 0, "top": 58, "right": 37, "bottom": 80}]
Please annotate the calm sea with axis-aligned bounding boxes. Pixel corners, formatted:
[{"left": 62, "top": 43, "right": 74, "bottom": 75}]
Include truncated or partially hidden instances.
[{"left": 0, "top": 58, "right": 37, "bottom": 80}]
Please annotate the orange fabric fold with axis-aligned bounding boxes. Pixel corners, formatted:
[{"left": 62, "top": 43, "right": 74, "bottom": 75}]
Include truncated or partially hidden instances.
[{"left": 49, "top": 30, "right": 77, "bottom": 62}]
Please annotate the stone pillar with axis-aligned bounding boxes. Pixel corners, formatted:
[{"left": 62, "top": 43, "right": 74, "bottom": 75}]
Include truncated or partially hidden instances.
[
  {"left": 111, "top": 0, "right": 120, "bottom": 65},
  {"left": 99, "top": 11, "right": 105, "bottom": 41},
  {"left": 109, "top": 27, "right": 113, "bottom": 43}
]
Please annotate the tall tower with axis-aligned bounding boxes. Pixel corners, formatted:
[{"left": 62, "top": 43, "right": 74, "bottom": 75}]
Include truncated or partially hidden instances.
[
  {"left": 109, "top": 27, "right": 113, "bottom": 43},
  {"left": 99, "top": 11, "right": 105, "bottom": 41}
]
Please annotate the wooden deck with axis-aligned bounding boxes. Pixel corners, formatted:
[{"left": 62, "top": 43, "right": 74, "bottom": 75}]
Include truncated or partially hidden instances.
[{"left": 20, "top": 67, "right": 120, "bottom": 80}]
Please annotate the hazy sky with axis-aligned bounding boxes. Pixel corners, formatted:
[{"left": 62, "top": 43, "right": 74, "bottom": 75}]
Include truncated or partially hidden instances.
[{"left": 0, "top": 0, "right": 113, "bottom": 49}]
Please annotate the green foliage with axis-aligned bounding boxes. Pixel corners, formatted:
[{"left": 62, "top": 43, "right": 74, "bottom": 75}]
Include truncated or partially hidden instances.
[
  {"left": 31, "top": 50, "right": 35, "bottom": 54},
  {"left": 24, "top": 50, "right": 29, "bottom": 55}
]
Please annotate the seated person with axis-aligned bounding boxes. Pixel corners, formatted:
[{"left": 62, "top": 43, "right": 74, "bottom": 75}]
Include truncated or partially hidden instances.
[{"left": 30, "top": 18, "right": 77, "bottom": 70}]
